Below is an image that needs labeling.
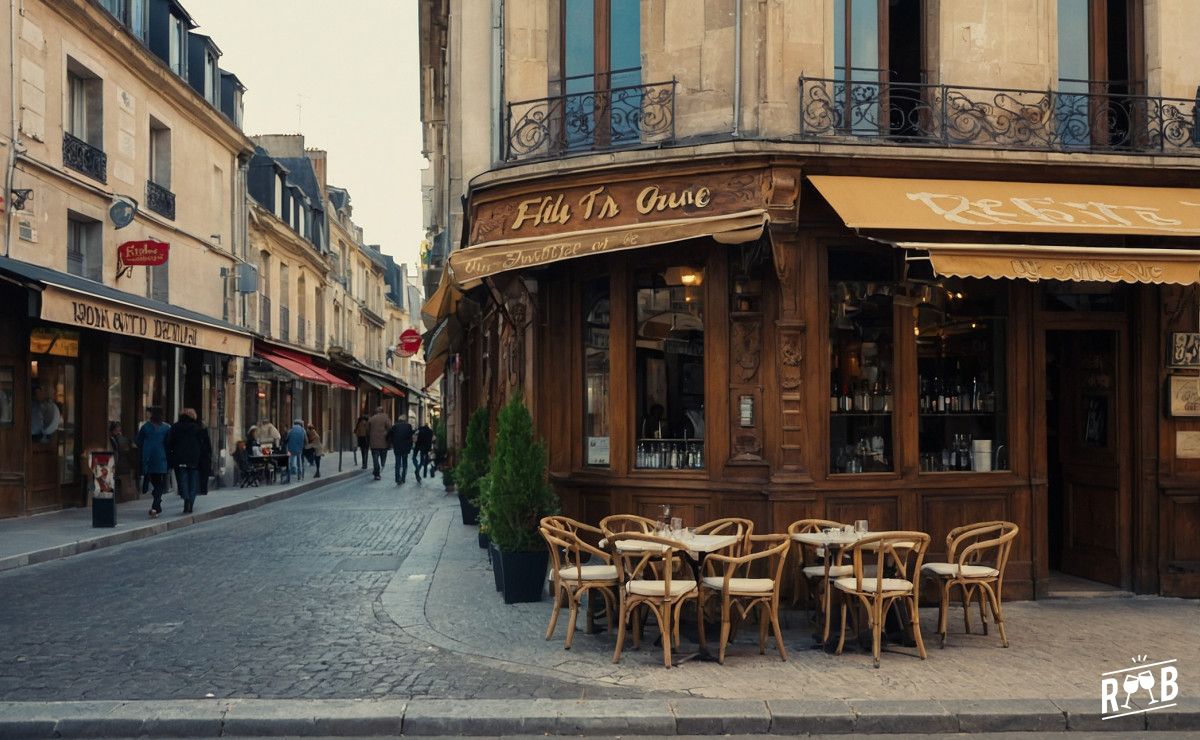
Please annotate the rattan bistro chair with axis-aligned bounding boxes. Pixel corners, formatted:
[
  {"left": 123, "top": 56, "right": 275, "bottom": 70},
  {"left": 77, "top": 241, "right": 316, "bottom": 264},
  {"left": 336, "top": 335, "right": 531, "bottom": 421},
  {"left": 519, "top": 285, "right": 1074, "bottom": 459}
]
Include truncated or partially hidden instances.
[
  {"left": 698, "top": 533, "right": 791, "bottom": 664},
  {"left": 691, "top": 517, "right": 753, "bottom": 574},
  {"left": 540, "top": 519, "right": 618, "bottom": 650},
  {"left": 786, "top": 519, "right": 850, "bottom": 610},
  {"left": 921, "top": 521, "right": 1019, "bottom": 648},
  {"left": 833, "top": 531, "right": 931, "bottom": 668},
  {"left": 609, "top": 531, "right": 699, "bottom": 668}
]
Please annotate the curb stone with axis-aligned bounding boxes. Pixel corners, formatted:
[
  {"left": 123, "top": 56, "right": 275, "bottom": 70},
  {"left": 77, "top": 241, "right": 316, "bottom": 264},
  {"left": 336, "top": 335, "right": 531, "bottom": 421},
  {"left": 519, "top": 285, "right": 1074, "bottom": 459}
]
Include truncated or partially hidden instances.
[
  {"left": 5, "top": 697, "right": 1188, "bottom": 736},
  {"left": 0, "top": 470, "right": 360, "bottom": 574}
]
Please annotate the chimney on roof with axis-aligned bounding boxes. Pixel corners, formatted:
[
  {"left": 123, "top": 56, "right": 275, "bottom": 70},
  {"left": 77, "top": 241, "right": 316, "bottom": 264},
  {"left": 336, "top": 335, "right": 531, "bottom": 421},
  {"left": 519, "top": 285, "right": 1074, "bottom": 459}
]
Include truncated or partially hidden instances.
[{"left": 306, "top": 149, "right": 328, "bottom": 198}]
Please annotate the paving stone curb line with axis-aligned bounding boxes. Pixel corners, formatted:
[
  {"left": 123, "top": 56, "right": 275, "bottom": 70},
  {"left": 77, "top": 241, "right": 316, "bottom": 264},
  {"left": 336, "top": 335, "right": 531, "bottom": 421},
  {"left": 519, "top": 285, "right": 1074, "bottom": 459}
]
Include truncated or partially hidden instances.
[
  {"left": 0, "top": 697, "right": 1195, "bottom": 736},
  {"left": 0, "top": 470, "right": 361, "bottom": 573}
]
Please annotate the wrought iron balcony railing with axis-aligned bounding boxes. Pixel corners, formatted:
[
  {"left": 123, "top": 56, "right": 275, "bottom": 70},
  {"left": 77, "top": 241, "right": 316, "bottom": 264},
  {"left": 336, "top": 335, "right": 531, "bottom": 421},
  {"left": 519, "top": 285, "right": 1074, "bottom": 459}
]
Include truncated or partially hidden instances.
[
  {"left": 798, "top": 75, "right": 1200, "bottom": 155},
  {"left": 505, "top": 74, "right": 676, "bottom": 162},
  {"left": 146, "top": 180, "right": 176, "bottom": 220},
  {"left": 63, "top": 131, "right": 107, "bottom": 182}
]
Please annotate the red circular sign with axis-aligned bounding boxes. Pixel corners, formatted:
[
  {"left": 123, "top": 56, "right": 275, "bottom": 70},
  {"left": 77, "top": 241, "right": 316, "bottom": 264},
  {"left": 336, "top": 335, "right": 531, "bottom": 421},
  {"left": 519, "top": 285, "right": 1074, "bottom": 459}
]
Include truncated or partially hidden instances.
[{"left": 397, "top": 328, "right": 422, "bottom": 358}]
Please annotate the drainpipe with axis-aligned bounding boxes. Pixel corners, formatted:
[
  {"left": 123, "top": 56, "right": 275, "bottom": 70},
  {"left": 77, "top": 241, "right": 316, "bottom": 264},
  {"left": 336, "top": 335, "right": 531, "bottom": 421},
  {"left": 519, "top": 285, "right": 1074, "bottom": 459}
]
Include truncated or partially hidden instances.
[
  {"left": 4, "top": 0, "right": 19, "bottom": 257},
  {"left": 732, "top": 0, "right": 742, "bottom": 137}
]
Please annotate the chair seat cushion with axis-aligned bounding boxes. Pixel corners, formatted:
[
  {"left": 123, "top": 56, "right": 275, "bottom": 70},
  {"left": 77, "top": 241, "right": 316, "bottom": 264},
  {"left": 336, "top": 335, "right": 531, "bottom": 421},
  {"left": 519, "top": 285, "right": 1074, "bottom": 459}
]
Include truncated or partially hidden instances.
[
  {"left": 802, "top": 564, "right": 877, "bottom": 579},
  {"left": 833, "top": 576, "right": 913, "bottom": 594},
  {"left": 626, "top": 579, "right": 696, "bottom": 597},
  {"left": 557, "top": 564, "right": 618, "bottom": 581},
  {"left": 700, "top": 576, "right": 775, "bottom": 593},
  {"left": 921, "top": 562, "right": 999, "bottom": 578}
]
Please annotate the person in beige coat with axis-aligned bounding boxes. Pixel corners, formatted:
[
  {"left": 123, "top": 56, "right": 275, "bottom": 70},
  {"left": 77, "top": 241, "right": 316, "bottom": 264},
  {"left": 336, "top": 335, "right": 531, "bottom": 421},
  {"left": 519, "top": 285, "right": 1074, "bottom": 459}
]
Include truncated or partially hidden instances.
[
  {"left": 303, "top": 424, "right": 324, "bottom": 479},
  {"left": 367, "top": 406, "right": 391, "bottom": 480}
]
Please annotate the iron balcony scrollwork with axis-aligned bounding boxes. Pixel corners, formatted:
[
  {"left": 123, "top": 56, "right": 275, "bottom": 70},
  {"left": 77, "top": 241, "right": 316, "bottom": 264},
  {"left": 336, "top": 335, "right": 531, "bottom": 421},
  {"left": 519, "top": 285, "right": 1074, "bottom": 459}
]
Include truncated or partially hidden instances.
[
  {"left": 505, "top": 75, "right": 676, "bottom": 162},
  {"left": 798, "top": 75, "right": 1199, "bottom": 155},
  {"left": 62, "top": 131, "right": 108, "bottom": 182},
  {"left": 146, "top": 180, "right": 176, "bottom": 220}
]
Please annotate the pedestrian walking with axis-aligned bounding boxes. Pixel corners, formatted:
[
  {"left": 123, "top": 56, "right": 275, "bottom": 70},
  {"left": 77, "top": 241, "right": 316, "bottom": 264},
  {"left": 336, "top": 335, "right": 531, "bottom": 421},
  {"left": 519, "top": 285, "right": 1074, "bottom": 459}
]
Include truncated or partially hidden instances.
[
  {"left": 165, "top": 408, "right": 205, "bottom": 514},
  {"left": 414, "top": 421, "right": 434, "bottom": 482},
  {"left": 135, "top": 409, "right": 170, "bottom": 517},
  {"left": 387, "top": 415, "right": 415, "bottom": 485},
  {"left": 354, "top": 414, "right": 370, "bottom": 469},
  {"left": 285, "top": 419, "right": 306, "bottom": 482},
  {"left": 304, "top": 424, "right": 324, "bottom": 478},
  {"left": 367, "top": 406, "right": 390, "bottom": 481},
  {"left": 194, "top": 414, "right": 212, "bottom": 495}
]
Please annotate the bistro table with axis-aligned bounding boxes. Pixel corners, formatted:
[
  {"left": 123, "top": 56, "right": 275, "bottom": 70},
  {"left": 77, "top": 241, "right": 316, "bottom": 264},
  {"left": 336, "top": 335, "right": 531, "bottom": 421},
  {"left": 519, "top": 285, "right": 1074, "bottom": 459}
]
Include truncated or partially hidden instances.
[
  {"left": 792, "top": 528, "right": 864, "bottom": 651},
  {"left": 606, "top": 531, "right": 741, "bottom": 662},
  {"left": 248, "top": 451, "right": 290, "bottom": 483}
]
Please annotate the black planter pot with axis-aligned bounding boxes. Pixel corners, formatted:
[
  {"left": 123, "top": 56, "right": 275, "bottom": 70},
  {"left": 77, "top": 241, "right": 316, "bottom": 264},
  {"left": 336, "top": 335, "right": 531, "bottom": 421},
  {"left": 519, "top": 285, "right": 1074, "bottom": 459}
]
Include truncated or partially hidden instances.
[
  {"left": 478, "top": 531, "right": 489, "bottom": 549},
  {"left": 458, "top": 493, "right": 479, "bottom": 526},
  {"left": 498, "top": 548, "right": 550, "bottom": 604},
  {"left": 489, "top": 541, "right": 503, "bottom": 592}
]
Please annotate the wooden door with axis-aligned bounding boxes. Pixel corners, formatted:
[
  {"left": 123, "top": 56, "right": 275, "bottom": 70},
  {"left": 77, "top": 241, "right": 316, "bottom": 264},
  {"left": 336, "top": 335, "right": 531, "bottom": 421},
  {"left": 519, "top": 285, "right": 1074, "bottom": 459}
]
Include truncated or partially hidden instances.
[{"left": 1055, "top": 329, "right": 1129, "bottom": 587}]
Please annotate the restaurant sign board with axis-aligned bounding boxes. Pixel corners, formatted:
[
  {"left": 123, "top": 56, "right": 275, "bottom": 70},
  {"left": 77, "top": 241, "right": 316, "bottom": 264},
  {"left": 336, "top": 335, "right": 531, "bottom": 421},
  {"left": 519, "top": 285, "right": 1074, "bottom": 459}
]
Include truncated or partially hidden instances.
[
  {"left": 397, "top": 328, "right": 422, "bottom": 358},
  {"left": 39, "top": 285, "right": 252, "bottom": 357},
  {"left": 116, "top": 239, "right": 169, "bottom": 279}
]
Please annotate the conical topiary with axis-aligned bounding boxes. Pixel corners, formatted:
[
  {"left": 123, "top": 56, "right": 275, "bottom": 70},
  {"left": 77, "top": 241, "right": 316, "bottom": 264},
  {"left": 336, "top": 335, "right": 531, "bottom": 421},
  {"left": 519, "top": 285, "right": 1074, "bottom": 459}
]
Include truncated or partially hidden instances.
[
  {"left": 454, "top": 407, "right": 490, "bottom": 507},
  {"left": 482, "top": 392, "right": 557, "bottom": 553}
]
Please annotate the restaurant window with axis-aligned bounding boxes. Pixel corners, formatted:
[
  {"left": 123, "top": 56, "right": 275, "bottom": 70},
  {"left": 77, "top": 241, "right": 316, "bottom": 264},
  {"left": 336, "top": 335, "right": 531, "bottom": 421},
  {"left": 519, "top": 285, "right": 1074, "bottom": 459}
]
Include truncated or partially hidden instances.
[
  {"left": 829, "top": 247, "right": 895, "bottom": 474},
  {"left": 67, "top": 213, "right": 102, "bottom": 282},
  {"left": 560, "top": 0, "right": 642, "bottom": 149},
  {"left": 916, "top": 279, "right": 1009, "bottom": 472},
  {"left": 634, "top": 263, "right": 705, "bottom": 470},
  {"left": 582, "top": 275, "right": 610, "bottom": 466},
  {"left": 30, "top": 328, "right": 80, "bottom": 485}
]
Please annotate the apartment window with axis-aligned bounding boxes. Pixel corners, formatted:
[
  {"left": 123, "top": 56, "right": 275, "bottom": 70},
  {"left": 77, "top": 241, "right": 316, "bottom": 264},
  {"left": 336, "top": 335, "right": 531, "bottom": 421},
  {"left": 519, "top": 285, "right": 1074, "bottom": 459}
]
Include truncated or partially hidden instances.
[
  {"left": 560, "top": 0, "right": 642, "bottom": 148},
  {"left": 130, "top": 0, "right": 146, "bottom": 41},
  {"left": 148, "top": 117, "right": 171, "bottom": 188},
  {"left": 831, "top": 0, "right": 924, "bottom": 136},
  {"left": 66, "top": 60, "right": 102, "bottom": 147},
  {"left": 1056, "top": 0, "right": 1142, "bottom": 148},
  {"left": 148, "top": 261, "right": 169, "bottom": 302},
  {"left": 204, "top": 52, "right": 217, "bottom": 104},
  {"left": 168, "top": 14, "right": 185, "bottom": 76},
  {"left": 275, "top": 175, "right": 285, "bottom": 220},
  {"left": 297, "top": 273, "right": 307, "bottom": 344},
  {"left": 100, "top": 0, "right": 125, "bottom": 22},
  {"left": 67, "top": 214, "right": 102, "bottom": 282}
]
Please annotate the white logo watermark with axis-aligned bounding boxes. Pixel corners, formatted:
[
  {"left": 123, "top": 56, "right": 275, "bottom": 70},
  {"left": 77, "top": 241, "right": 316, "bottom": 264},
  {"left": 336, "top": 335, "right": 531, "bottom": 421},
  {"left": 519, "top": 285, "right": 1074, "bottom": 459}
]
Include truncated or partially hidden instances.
[{"left": 1101, "top": 655, "right": 1179, "bottom": 720}]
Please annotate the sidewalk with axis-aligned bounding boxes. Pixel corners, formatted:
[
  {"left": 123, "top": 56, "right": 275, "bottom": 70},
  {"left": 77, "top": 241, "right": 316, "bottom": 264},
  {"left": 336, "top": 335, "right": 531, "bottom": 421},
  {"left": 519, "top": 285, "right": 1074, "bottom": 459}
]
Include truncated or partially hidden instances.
[{"left": 0, "top": 455, "right": 362, "bottom": 573}]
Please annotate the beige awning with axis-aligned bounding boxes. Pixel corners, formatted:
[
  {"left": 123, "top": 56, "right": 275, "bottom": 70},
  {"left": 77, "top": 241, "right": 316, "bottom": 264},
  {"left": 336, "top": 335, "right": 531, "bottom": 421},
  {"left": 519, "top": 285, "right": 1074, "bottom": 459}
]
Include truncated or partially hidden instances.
[
  {"left": 810, "top": 175, "right": 1200, "bottom": 237},
  {"left": 424, "top": 353, "right": 447, "bottom": 388},
  {"left": 900, "top": 242, "right": 1200, "bottom": 285},
  {"left": 448, "top": 209, "right": 768, "bottom": 287},
  {"left": 421, "top": 269, "right": 462, "bottom": 331}
]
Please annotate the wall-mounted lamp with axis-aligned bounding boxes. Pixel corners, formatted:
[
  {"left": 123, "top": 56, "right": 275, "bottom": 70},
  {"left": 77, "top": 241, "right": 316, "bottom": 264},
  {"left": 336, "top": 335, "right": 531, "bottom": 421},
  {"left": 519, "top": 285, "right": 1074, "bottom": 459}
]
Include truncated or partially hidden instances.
[{"left": 10, "top": 188, "right": 33, "bottom": 210}]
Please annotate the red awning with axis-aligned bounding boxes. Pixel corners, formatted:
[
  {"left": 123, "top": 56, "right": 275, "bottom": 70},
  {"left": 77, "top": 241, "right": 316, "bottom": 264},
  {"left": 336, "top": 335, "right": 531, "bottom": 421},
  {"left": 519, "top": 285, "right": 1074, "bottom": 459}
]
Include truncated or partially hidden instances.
[{"left": 255, "top": 345, "right": 355, "bottom": 390}]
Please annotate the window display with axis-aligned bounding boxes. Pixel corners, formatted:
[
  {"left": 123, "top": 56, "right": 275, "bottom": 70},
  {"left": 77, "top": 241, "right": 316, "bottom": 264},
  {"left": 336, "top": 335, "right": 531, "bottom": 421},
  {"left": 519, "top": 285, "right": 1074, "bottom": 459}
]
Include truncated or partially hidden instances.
[
  {"left": 583, "top": 276, "right": 610, "bottom": 466},
  {"left": 829, "top": 248, "right": 896, "bottom": 474},
  {"left": 634, "top": 264, "right": 705, "bottom": 470},
  {"left": 916, "top": 278, "right": 1009, "bottom": 472}
]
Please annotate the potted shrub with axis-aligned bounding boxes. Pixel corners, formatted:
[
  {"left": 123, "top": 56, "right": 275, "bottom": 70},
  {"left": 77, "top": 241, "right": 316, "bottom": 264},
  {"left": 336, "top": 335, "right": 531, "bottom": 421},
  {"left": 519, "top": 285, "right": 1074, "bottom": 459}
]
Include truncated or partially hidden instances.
[
  {"left": 480, "top": 393, "right": 558, "bottom": 604},
  {"left": 453, "top": 407, "right": 489, "bottom": 526}
]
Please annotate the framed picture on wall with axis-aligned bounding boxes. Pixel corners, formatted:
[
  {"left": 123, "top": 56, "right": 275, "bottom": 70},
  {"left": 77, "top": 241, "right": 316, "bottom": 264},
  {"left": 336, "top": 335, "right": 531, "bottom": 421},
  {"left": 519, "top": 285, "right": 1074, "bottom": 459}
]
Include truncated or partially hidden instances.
[
  {"left": 1169, "top": 332, "right": 1200, "bottom": 368},
  {"left": 1167, "top": 374, "right": 1200, "bottom": 417}
]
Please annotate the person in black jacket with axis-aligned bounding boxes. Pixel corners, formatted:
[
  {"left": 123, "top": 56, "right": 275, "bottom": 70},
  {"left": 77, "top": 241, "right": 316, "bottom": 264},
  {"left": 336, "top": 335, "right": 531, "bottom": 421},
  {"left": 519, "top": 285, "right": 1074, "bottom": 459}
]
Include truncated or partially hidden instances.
[
  {"left": 413, "top": 422, "right": 434, "bottom": 482},
  {"left": 194, "top": 414, "right": 213, "bottom": 495},
  {"left": 387, "top": 416, "right": 415, "bottom": 485},
  {"left": 165, "top": 408, "right": 205, "bottom": 514}
]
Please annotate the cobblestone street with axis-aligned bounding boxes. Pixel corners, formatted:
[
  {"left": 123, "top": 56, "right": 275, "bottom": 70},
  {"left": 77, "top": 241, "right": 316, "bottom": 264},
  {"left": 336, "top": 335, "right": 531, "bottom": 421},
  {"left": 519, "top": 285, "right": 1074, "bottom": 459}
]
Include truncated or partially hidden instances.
[{"left": 0, "top": 473, "right": 639, "bottom": 702}]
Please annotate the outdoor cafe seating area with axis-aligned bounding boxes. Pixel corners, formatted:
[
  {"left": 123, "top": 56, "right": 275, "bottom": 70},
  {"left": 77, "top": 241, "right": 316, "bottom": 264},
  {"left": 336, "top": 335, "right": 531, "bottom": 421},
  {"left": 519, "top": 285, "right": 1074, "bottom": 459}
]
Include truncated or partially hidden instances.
[{"left": 539, "top": 511, "right": 1019, "bottom": 669}]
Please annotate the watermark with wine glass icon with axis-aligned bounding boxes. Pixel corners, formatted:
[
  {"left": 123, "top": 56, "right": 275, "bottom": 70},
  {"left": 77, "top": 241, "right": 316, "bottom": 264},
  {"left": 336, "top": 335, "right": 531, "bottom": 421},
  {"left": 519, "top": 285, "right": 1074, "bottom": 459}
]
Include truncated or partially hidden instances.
[{"left": 1100, "top": 655, "right": 1179, "bottom": 720}]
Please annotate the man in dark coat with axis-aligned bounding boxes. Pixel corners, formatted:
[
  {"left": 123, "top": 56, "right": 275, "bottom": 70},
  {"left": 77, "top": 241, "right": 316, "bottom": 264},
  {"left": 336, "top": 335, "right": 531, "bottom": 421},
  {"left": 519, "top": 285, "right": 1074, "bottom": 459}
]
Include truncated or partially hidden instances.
[
  {"left": 413, "top": 422, "right": 434, "bottom": 483},
  {"left": 387, "top": 416, "right": 415, "bottom": 485},
  {"left": 366, "top": 406, "right": 391, "bottom": 481},
  {"left": 165, "top": 408, "right": 205, "bottom": 514}
]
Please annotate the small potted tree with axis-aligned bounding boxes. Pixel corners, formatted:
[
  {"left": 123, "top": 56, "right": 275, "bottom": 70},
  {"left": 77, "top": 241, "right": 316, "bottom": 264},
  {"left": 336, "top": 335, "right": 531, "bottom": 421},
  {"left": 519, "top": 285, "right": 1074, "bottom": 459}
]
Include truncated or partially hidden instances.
[
  {"left": 453, "top": 407, "right": 490, "bottom": 526},
  {"left": 481, "top": 393, "right": 558, "bottom": 604}
]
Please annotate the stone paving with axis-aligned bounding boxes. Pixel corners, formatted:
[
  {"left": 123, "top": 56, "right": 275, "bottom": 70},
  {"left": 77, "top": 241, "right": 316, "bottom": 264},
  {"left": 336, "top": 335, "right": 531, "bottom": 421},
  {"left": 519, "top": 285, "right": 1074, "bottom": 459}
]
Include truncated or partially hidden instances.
[
  {"left": 0, "top": 472, "right": 641, "bottom": 702},
  {"left": 400, "top": 499, "right": 1200, "bottom": 702}
]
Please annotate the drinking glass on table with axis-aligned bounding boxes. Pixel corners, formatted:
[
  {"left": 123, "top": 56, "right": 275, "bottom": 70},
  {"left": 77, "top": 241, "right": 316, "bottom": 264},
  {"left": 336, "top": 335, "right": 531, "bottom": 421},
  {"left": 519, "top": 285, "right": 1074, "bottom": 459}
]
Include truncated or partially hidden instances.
[
  {"left": 854, "top": 519, "right": 869, "bottom": 535},
  {"left": 670, "top": 516, "right": 683, "bottom": 539}
]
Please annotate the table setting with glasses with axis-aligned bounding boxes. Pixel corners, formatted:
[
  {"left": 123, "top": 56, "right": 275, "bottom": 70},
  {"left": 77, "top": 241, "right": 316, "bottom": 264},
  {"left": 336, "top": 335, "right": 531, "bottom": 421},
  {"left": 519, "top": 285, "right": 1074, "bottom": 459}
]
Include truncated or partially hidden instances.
[{"left": 792, "top": 519, "right": 870, "bottom": 651}]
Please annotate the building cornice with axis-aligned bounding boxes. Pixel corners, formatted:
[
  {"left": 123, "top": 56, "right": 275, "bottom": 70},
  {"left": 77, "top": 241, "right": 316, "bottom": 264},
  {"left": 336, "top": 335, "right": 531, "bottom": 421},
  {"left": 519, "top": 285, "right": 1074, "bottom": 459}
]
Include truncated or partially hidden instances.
[{"left": 52, "top": 0, "right": 254, "bottom": 157}]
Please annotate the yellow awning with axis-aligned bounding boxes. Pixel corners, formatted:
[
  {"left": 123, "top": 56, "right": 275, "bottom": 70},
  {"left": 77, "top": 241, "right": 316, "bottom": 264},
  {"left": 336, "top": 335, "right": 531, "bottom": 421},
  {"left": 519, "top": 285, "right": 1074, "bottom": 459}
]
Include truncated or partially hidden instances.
[
  {"left": 421, "top": 269, "right": 462, "bottom": 331},
  {"left": 810, "top": 175, "right": 1200, "bottom": 237},
  {"left": 900, "top": 242, "right": 1200, "bottom": 285},
  {"left": 448, "top": 209, "right": 767, "bottom": 287},
  {"left": 424, "top": 353, "right": 447, "bottom": 388}
]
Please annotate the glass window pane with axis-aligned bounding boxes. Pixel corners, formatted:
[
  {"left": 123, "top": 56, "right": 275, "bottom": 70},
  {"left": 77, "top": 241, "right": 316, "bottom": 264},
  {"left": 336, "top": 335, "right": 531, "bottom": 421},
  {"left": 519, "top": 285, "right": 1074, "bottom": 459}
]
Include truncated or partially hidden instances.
[
  {"left": 916, "top": 279, "right": 1009, "bottom": 472},
  {"left": 635, "top": 263, "right": 705, "bottom": 470},
  {"left": 850, "top": 0, "right": 879, "bottom": 72},
  {"left": 1057, "top": 0, "right": 1090, "bottom": 82},
  {"left": 829, "top": 248, "right": 895, "bottom": 474},
  {"left": 609, "top": 0, "right": 641, "bottom": 84},
  {"left": 583, "top": 276, "right": 610, "bottom": 466},
  {"left": 564, "top": 0, "right": 595, "bottom": 87}
]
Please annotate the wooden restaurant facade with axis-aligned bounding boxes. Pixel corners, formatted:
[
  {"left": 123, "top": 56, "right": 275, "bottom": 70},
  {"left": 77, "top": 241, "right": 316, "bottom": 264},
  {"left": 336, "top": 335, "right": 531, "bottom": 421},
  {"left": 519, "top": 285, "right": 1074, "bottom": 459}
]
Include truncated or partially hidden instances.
[{"left": 430, "top": 144, "right": 1200, "bottom": 601}]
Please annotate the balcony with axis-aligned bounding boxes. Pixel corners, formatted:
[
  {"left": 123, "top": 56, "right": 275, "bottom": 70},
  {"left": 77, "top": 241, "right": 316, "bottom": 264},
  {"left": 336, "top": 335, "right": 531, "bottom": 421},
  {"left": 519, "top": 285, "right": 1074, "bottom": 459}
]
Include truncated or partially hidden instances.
[
  {"left": 279, "top": 305, "right": 290, "bottom": 342},
  {"left": 259, "top": 294, "right": 271, "bottom": 336},
  {"left": 504, "top": 71, "right": 676, "bottom": 162},
  {"left": 798, "top": 74, "right": 1200, "bottom": 155},
  {"left": 146, "top": 180, "right": 176, "bottom": 220},
  {"left": 62, "top": 131, "right": 107, "bottom": 182}
]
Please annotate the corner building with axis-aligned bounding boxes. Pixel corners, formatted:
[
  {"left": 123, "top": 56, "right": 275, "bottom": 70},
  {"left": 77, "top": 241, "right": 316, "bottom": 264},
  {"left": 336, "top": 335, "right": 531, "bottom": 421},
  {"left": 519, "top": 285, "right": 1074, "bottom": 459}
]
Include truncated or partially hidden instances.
[{"left": 421, "top": 0, "right": 1200, "bottom": 599}]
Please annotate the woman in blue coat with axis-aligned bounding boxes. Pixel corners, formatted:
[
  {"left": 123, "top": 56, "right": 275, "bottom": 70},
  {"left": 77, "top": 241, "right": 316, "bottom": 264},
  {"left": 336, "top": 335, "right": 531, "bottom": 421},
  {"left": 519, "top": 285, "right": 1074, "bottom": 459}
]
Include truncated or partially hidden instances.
[{"left": 135, "top": 408, "right": 171, "bottom": 517}]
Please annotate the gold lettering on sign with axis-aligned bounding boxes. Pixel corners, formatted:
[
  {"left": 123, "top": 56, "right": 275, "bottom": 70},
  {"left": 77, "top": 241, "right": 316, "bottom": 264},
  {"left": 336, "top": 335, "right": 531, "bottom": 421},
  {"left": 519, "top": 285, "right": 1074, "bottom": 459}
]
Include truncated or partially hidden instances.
[
  {"left": 1008, "top": 258, "right": 1167, "bottom": 283},
  {"left": 909, "top": 191, "right": 1199, "bottom": 233},
  {"left": 511, "top": 195, "right": 570, "bottom": 230},
  {"left": 578, "top": 187, "right": 620, "bottom": 221},
  {"left": 635, "top": 185, "right": 712, "bottom": 215}
]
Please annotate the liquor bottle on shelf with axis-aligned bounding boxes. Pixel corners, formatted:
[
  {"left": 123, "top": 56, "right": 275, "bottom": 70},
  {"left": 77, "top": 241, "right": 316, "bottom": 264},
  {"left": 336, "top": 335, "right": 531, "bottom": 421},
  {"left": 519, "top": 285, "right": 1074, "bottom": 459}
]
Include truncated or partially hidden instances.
[
  {"left": 839, "top": 382, "right": 852, "bottom": 412},
  {"left": 882, "top": 373, "right": 893, "bottom": 413},
  {"left": 919, "top": 376, "right": 928, "bottom": 413}
]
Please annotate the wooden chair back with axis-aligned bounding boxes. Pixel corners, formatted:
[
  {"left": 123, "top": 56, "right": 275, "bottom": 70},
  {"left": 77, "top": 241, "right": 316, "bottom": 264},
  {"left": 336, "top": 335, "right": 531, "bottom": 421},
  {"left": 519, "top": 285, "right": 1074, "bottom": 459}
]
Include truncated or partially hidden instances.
[
  {"left": 541, "top": 521, "right": 612, "bottom": 582},
  {"left": 948, "top": 521, "right": 1019, "bottom": 584},
  {"left": 844, "top": 531, "right": 931, "bottom": 598},
  {"left": 706, "top": 533, "right": 791, "bottom": 591},
  {"left": 693, "top": 517, "right": 754, "bottom": 566},
  {"left": 609, "top": 531, "right": 691, "bottom": 595},
  {"left": 787, "top": 518, "right": 849, "bottom": 568}
]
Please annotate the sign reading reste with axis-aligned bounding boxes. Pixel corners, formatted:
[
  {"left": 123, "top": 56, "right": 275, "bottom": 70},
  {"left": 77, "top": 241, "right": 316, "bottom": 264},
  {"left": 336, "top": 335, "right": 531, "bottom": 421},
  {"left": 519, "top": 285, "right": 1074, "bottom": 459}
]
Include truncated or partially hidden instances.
[{"left": 118, "top": 240, "right": 170, "bottom": 266}]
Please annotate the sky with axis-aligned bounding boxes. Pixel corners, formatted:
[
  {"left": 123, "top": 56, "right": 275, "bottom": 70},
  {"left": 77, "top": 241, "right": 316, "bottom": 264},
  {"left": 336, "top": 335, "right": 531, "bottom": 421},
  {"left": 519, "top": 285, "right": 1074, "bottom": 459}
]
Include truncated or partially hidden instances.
[{"left": 190, "top": 0, "right": 427, "bottom": 275}]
